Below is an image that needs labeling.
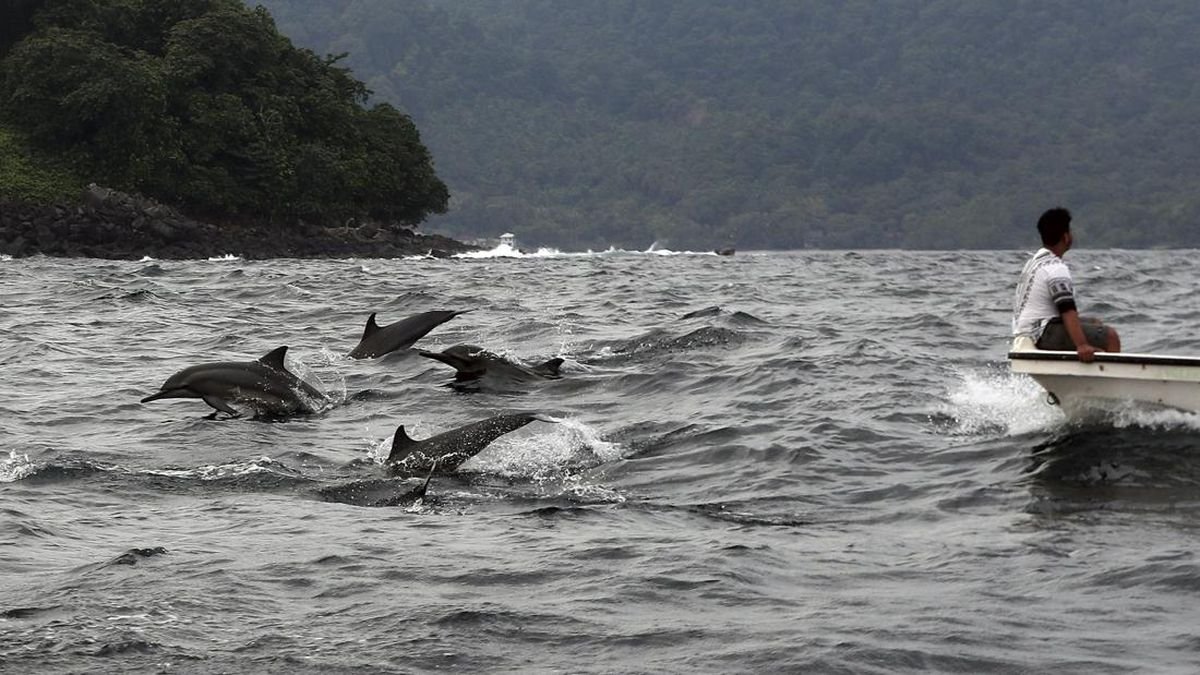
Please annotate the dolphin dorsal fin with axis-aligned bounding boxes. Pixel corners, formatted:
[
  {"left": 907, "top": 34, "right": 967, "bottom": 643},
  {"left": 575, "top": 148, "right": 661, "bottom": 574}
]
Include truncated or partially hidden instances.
[
  {"left": 361, "top": 313, "right": 381, "bottom": 340},
  {"left": 259, "top": 346, "right": 289, "bottom": 371},
  {"left": 538, "top": 358, "right": 564, "bottom": 376},
  {"left": 386, "top": 425, "right": 420, "bottom": 464}
]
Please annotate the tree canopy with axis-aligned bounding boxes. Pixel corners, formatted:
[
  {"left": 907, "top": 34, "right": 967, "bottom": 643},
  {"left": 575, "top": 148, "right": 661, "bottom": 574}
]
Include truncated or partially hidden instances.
[
  {"left": 0, "top": 0, "right": 448, "bottom": 226},
  {"left": 259, "top": 0, "right": 1200, "bottom": 249}
]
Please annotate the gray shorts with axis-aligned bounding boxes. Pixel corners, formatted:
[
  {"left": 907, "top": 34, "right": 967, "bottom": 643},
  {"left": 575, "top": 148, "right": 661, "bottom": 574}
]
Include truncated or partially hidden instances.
[{"left": 1036, "top": 317, "right": 1109, "bottom": 350}]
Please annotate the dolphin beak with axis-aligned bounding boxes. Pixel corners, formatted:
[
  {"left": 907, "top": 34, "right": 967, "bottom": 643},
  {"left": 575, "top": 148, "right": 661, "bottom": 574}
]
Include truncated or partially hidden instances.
[
  {"left": 141, "top": 390, "right": 179, "bottom": 403},
  {"left": 418, "top": 350, "right": 458, "bottom": 368},
  {"left": 418, "top": 351, "right": 476, "bottom": 373}
]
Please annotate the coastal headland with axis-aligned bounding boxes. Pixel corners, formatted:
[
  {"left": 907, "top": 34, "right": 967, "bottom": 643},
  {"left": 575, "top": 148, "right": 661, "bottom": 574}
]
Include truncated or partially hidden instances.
[{"left": 1, "top": 2, "right": 463, "bottom": 261}]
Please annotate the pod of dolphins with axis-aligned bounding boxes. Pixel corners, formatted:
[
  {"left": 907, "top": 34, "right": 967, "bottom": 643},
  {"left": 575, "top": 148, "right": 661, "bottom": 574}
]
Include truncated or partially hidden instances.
[{"left": 140, "top": 309, "right": 565, "bottom": 498}]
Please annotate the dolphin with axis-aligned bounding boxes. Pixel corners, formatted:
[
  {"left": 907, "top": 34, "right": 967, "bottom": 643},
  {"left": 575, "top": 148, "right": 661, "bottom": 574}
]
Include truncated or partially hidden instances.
[
  {"left": 318, "top": 461, "right": 437, "bottom": 507},
  {"left": 418, "top": 344, "right": 563, "bottom": 386},
  {"left": 140, "top": 346, "right": 327, "bottom": 418},
  {"left": 347, "top": 310, "right": 469, "bottom": 359},
  {"left": 385, "top": 413, "right": 540, "bottom": 476}
]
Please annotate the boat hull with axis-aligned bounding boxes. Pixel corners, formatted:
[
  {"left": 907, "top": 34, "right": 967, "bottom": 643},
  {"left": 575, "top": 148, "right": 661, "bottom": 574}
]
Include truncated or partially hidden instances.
[{"left": 1008, "top": 350, "right": 1200, "bottom": 414}]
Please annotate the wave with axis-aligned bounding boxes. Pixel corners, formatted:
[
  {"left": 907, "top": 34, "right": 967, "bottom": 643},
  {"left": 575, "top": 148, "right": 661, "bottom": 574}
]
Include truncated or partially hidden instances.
[
  {"left": 453, "top": 241, "right": 726, "bottom": 260},
  {"left": 455, "top": 243, "right": 565, "bottom": 259}
]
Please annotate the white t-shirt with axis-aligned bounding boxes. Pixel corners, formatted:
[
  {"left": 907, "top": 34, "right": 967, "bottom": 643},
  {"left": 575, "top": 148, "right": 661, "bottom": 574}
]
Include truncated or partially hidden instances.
[{"left": 1012, "top": 248, "right": 1077, "bottom": 339}]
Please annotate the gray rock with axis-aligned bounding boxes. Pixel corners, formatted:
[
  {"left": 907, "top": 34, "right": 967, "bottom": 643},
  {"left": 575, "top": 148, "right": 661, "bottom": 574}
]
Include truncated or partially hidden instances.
[{"left": 150, "top": 220, "right": 175, "bottom": 240}]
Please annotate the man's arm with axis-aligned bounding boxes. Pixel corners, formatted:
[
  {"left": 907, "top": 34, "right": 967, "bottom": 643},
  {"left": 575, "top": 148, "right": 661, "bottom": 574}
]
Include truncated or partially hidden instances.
[
  {"left": 1060, "top": 308, "right": 1098, "bottom": 362},
  {"left": 1045, "top": 268, "right": 1099, "bottom": 362}
]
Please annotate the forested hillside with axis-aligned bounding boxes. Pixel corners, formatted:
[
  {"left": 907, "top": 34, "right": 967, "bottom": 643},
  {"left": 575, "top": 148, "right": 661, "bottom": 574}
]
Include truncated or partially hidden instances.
[
  {"left": 0, "top": 0, "right": 448, "bottom": 228},
  {"left": 256, "top": 0, "right": 1200, "bottom": 249}
]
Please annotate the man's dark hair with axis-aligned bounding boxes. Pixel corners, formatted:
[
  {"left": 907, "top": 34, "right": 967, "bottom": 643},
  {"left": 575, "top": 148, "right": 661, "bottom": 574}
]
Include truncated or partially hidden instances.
[{"left": 1037, "top": 207, "right": 1071, "bottom": 247}]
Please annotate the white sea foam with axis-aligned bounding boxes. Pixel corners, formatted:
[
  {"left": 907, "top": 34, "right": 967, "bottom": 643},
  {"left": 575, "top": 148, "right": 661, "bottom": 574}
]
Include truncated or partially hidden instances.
[
  {"left": 559, "top": 479, "right": 626, "bottom": 503},
  {"left": 644, "top": 241, "right": 718, "bottom": 256},
  {"left": 402, "top": 250, "right": 439, "bottom": 260},
  {"left": 943, "top": 366, "right": 1200, "bottom": 435},
  {"left": 451, "top": 413, "right": 628, "bottom": 475},
  {"left": 454, "top": 243, "right": 567, "bottom": 259},
  {"left": 289, "top": 347, "right": 347, "bottom": 408},
  {"left": 1081, "top": 400, "right": 1200, "bottom": 431},
  {"left": 366, "top": 434, "right": 393, "bottom": 464},
  {"left": 455, "top": 242, "right": 524, "bottom": 259},
  {"left": 0, "top": 450, "right": 36, "bottom": 483},
  {"left": 449, "top": 241, "right": 721, "bottom": 259},
  {"left": 140, "top": 456, "right": 279, "bottom": 480},
  {"left": 942, "top": 366, "right": 1065, "bottom": 436}
]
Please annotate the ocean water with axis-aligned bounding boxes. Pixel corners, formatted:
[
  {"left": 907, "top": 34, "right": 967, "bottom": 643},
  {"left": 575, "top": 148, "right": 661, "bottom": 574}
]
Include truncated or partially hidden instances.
[{"left": 2, "top": 247, "right": 1199, "bottom": 673}]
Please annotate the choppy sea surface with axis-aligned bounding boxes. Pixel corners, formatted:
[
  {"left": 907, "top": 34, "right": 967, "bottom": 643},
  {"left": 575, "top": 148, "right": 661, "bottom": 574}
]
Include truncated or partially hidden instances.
[{"left": 3, "top": 246, "right": 1200, "bottom": 673}]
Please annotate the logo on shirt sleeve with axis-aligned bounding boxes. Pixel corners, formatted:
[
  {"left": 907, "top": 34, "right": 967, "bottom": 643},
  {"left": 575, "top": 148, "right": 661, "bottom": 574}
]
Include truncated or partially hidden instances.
[{"left": 1048, "top": 278, "right": 1074, "bottom": 302}]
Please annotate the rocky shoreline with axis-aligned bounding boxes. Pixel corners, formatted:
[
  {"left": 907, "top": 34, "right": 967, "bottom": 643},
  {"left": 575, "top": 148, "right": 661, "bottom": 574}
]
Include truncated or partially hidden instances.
[{"left": 0, "top": 185, "right": 477, "bottom": 260}]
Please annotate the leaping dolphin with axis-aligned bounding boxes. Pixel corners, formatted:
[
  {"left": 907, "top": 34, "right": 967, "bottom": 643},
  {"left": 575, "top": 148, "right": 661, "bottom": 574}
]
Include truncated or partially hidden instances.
[
  {"left": 347, "top": 310, "right": 470, "bottom": 359},
  {"left": 386, "top": 413, "right": 540, "bottom": 476},
  {"left": 140, "top": 346, "right": 327, "bottom": 418},
  {"left": 419, "top": 344, "right": 563, "bottom": 387}
]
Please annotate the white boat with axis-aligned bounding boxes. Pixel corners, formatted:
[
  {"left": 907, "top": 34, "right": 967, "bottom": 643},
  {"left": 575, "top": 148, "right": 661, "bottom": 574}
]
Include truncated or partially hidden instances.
[{"left": 1008, "top": 337, "right": 1200, "bottom": 413}]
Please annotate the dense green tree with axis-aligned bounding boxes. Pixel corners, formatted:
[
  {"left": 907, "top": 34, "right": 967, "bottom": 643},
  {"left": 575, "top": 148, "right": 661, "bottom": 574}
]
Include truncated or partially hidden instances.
[
  {"left": 2, "top": 26, "right": 168, "bottom": 184},
  {"left": 0, "top": 0, "right": 45, "bottom": 56},
  {"left": 0, "top": 0, "right": 447, "bottom": 226},
  {"left": 0, "top": 125, "right": 82, "bottom": 202}
]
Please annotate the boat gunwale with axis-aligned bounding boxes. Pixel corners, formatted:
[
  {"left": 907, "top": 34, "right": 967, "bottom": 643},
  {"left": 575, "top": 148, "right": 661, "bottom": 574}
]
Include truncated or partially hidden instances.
[{"left": 1008, "top": 350, "right": 1200, "bottom": 368}]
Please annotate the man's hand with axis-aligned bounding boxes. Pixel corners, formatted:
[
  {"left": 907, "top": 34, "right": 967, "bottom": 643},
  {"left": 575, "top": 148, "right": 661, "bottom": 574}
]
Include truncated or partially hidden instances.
[
  {"left": 1076, "top": 343, "right": 1098, "bottom": 363},
  {"left": 1062, "top": 309, "right": 1100, "bottom": 362}
]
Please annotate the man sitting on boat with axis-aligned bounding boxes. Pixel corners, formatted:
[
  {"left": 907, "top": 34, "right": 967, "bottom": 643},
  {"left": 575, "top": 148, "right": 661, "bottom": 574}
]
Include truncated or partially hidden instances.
[{"left": 1011, "top": 207, "right": 1120, "bottom": 363}]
